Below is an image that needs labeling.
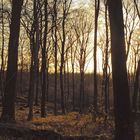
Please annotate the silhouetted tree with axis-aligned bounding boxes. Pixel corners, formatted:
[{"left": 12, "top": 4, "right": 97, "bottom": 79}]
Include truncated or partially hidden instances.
[
  {"left": 71, "top": 9, "right": 92, "bottom": 113},
  {"left": 0, "top": 0, "right": 5, "bottom": 98},
  {"left": 41, "top": 0, "right": 48, "bottom": 117},
  {"left": 108, "top": 0, "right": 135, "bottom": 139},
  {"left": 59, "top": 0, "right": 72, "bottom": 114},
  {"left": 27, "top": 0, "right": 40, "bottom": 121},
  {"left": 51, "top": 0, "right": 58, "bottom": 115},
  {"left": 1, "top": 0, "right": 23, "bottom": 121},
  {"left": 93, "top": 0, "right": 100, "bottom": 112},
  {"left": 104, "top": 0, "right": 110, "bottom": 113},
  {"left": 132, "top": 60, "right": 140, "bottom": 112}
]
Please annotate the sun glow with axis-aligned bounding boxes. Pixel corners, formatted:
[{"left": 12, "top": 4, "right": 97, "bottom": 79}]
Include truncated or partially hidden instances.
[{"left": 85, "top": 47, "right": 103, "bottom": 73}]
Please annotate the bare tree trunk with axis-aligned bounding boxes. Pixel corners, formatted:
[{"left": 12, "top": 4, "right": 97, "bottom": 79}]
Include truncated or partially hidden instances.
[
  {"left": 28, "top": 56, "right": 32, "bottom": 105},
  {"left": 60, "top": 0, "right": 67, "bottom": 114},
  {"left": 108, "top": 0, "right": 135, "bottom": 139},
  {"left": 66, "top": 53, "right": 70, "bottom": 108},
  {"left": 79, "top": 70, "right": 84, "bottom": 113},
  {"left": 41, "top": 0, "right": 48, "bottom": 117},
  {"left": 27, "top": 56, "right": 34, "bottom": 121},
  {"left": 70, "top": 48, "right": 75, "bottom": 111},
  {"left": 132, "top": 60, "right": 140, "bottom": 112},
  {"left": 0, "top": 0, "right": 5, "bottom": 98},
  {"left": 28, "top": 0, "right": 40, "bottom": 121},
  {"left": 72, "top": 64, "right": 75, "bottom": 111},
  {"left": 1, "top": 0, "right": 23, "bottom": 121},
  {"left": 93, "top": 0, "right": 100, "bottom": 112},
  {"left": 63, "top": 62, "right": 67, "bottom": 109},
  {"left": 46, "top": 64, "right": 49, "bottom": 102},
  {"left": 60, "top": 59, "right": 65, "bottom": 114},
  {"left": 52, "top": 0, "right": 58, "bottom": 115},
  {"left": 104, "top": 1, "right": 109, "bottom": 113},
  {"left": 35, "top": 60, "right": 39, "bottom": 106},
  {"left": 20, "top": 44, "right": 24, "bottom": 96}
]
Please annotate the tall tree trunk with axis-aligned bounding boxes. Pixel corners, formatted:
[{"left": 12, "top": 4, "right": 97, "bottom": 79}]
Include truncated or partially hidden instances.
[
  {"left": 1, "top": 0, "right": 23, "bottom": 121},
  {"left": 27, "top": 56, "right": 35, "bottom": 121},
  {"left": 104, "top": 1, "right": 109, "bottom": 113},
  {"left": 60, "top": 0, "right": 67, "bottom": 114},
  {"left": 108, "top": 0, "right": 135, "bottom": 139},
  {"left": 63, "top": 62, "right": 67, "bottom": 109},
  {"left": 41, "top": 0, "right": 48, "bottom": 117},
  {"left": 132, "top": 60, "right": 140, "bottom": 112},
  {"left": 46, "top": 65, "right": 49, "bottom": 102},
  {"left": 28, "top": 60, "right": 32, "bottom": 106},
  {"left": 93, "top": 0, "right": 100, "bottom": 112},
  {"left": 52, "top": 0, "right": 58, "bottom": 115},
  {"left": 72, "top": 64, "right": 75, "bottom": 111},
  {"left": 71, "top": 45, "right": 76, "bottom": 111},
  {"left": 28, "top": 0, "right": 40, "bottom": 121},
  {"left": 79, "top": 70, "right": 84, "bottom": 113},
  {"left": 66, "top": 53, "right": 70, "bottom": 108},
  {"left": 0, "top": 0, "right": 5, "bottom": 98},
  {"left": 35, "top": 60, "right": 39, "bottom": 106},
  {"left": 20, "top": 44, "right": 24, "bottom": 95},
  {"left": 60, "top": 60, "right": 65, "bottom": 114}
]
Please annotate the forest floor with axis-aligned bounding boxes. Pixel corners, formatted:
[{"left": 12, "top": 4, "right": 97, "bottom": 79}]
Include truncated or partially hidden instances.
[
  {"left": 0, "top": 97, "right": 139, "bottom": 140},
  {"left": 15, "top": 103, "right": 114, "bottom": 139}
]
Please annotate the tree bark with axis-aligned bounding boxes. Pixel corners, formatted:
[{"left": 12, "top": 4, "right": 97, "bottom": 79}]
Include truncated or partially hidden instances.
[
  {"left": 52, "top": 0, "right": 58, "bottom": 115},
  {"left": 41, "top": 0, "right": 48, "bottom": 117},
  {"left": 1, "top": 0, "right": 23, "bottom": 121},
  {"left": 104, "top": 1, "right": 109, "bottom": 113},
  {"left": 0, "top": 0, "right": 5, "bottom": 98},
  {"left": 60, "top": 0, "right": 67, "bottom": 114},
  {"left": 93, "top": 0, "right": 100, "bottom": 112},
  {"left": 132, "top": 60, "right": 140, "bottom": 112},
  {"left": 28, "top": 0, "right": 40, "bottom": 121},
  {"left": 108, "top": 0, "right": 135, "bottom": 139}
]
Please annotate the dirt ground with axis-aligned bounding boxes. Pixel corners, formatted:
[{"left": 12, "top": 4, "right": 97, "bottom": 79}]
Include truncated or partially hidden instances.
[{"left": 0, "top": 96, "right": 139, "bottom": 140}]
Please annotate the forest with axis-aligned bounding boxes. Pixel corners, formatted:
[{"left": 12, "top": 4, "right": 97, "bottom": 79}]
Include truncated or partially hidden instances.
[{"left": 0, "top": 0, "right": 140, "bottom": 139}]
